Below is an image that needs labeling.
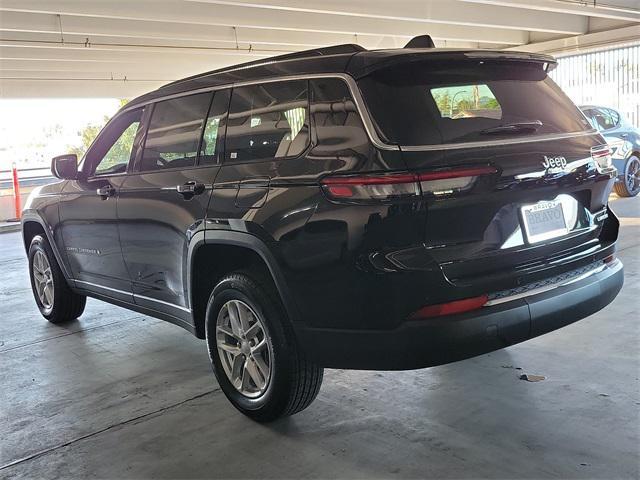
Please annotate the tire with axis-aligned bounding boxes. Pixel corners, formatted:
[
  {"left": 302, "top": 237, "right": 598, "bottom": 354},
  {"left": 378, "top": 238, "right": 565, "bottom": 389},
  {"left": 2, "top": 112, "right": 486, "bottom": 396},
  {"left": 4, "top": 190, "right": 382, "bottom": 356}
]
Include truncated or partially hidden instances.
[
  {"left": 205, "top": 270, "right": 323, "bottom": 422},
  {"left": 28, "top": 235, "right": 86, "bottom": 323},
  {"left": 613, "top": 155, "right": 640, "bottom": 197}
]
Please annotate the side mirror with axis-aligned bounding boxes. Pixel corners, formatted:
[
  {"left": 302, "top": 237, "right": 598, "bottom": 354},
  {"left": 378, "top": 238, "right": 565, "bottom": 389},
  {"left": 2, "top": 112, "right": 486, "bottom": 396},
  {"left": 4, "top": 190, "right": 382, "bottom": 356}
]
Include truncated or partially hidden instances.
[{"left": 51, "top": 154, "right": 78, "bottom": 180}]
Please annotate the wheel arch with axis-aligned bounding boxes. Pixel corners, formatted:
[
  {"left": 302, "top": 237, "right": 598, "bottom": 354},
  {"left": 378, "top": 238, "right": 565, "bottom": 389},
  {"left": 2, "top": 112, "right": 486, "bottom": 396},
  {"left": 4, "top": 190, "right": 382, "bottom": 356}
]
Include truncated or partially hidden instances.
[
  {"left": 188, "top": 230, "right": 299, "bottom": 339},
  {"left": 22, "top": 219, "right": 46, "bottom": 252},
  {"left": 21, "top": 213, "right": 72, "bottom": 281}
]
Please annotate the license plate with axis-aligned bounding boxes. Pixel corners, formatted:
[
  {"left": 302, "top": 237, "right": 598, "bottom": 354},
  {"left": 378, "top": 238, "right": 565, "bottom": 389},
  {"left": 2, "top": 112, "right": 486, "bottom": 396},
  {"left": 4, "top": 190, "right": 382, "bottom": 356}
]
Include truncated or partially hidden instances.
[{"left": 521, "top": 200, "right": 568, "bottom": 243}]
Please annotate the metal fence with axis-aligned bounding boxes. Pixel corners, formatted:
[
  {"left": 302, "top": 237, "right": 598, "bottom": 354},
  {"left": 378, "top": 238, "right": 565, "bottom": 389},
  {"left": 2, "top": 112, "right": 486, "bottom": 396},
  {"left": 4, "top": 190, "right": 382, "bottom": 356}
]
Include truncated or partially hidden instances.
[
  {"left": 0, "top": 167, "right": 53, "bottom": 194},
  {"left": 551, "top": 44, "right": 640, "bottom": 128}
]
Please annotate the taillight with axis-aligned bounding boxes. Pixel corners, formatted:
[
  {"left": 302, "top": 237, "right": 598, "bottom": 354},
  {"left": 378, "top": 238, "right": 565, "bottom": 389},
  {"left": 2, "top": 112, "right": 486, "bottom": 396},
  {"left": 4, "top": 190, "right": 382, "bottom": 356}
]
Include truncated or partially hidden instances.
[
  {"left": 321, "top": 166, "right": 497, "bottom": 203},
  {"left": 409, "top": 294, "right": 489, "bottom": 320},
  {"left": 591, "top": 145, "right": 612, "bottom": 171},
  {"left": 417, "top": 166, "right": 499, "bottom": 197}
]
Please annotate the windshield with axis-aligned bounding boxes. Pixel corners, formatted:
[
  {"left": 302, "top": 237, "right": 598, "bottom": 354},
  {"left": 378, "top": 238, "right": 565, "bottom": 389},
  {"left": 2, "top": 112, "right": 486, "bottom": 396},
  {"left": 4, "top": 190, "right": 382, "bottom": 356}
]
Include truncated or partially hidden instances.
[{"left": 358, "top": 61, "right": 591, "bottom": 146}]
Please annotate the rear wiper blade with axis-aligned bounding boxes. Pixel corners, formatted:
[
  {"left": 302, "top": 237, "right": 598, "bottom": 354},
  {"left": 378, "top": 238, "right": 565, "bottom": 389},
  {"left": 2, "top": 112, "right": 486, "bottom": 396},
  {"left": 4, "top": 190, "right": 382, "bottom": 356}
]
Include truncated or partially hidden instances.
[{"left": 480, "top": 120, "right": 543, "bottom": 135}]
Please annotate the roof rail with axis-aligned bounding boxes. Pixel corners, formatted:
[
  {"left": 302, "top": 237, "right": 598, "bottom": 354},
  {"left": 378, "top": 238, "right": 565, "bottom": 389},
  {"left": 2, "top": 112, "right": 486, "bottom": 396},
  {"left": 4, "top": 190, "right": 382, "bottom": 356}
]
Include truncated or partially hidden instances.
[
  {"left": 163, "top": 44, "right": 365, "bottom": 88},
  {"left": 257, "top": 43, "right": 366, "bottom": 64}
]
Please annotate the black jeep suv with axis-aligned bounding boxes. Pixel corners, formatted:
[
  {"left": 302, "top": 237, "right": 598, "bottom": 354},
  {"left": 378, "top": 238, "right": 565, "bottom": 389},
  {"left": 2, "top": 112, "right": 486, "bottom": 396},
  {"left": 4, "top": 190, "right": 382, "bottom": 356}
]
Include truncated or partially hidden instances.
[{"left": 23, "top": 38, "right": 623, "bottom": 421}]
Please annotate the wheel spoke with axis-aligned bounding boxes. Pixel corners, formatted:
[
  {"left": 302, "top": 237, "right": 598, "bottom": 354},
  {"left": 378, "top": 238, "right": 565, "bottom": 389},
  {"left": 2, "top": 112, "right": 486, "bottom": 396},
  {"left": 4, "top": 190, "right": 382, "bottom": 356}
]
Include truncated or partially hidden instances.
[
  {"left": 250, "top": 338, "right": 267, "bottom": 354},
  {"left": 218, "top": 342, "right": 241, "bottom": 355},
  {"left": 253, "top": 354, "right": 269, "bottom": 380},
  {"left": 227, "top": 302, "right": 243, "bottom": 337},
  {"left": 244, "top": 321, "right": 261, "bottom": 341},
  {"left": 240, "top": 364, "right": 251, "bottom": 391},
  {"left": 43, "top": 283, "right": 53, "bottom": 306},
  {"left": 231, "top": 354, "right": 245, "bottom": 386},
  {"left": 35, "top": 279, "right": 43, "bottom": 297},
  {"left": 236, "top": 302, "right": 252, "bottom": 332},
  {"left": 217, "top": 325, "right": 241, "bottom": 341},
  {"left": 245, "top": 358, "right": 265, "bottom": 390}
]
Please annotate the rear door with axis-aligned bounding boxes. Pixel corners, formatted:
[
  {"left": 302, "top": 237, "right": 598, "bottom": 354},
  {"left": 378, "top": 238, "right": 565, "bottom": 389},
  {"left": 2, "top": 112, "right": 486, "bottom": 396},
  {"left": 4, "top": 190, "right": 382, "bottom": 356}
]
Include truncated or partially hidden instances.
[
  {"left": 357, "top": 59, "right": 615, "bottom": 289},
  {"left": 117, "top": 90, "right": 228, "bottom": 317},
  {"left": 208, "top": 79, "right": 312, "bottom": 229}
]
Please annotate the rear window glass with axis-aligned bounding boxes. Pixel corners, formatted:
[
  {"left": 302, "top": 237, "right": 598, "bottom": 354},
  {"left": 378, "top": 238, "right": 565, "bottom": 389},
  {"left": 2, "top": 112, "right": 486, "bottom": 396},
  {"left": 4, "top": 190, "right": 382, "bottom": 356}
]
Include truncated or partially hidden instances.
[
  {"left": 358, "top": 61, "right": 591, "bottom": 146},
  {"left": 431, "top": 84, "right": 502, "bottom": 120}
]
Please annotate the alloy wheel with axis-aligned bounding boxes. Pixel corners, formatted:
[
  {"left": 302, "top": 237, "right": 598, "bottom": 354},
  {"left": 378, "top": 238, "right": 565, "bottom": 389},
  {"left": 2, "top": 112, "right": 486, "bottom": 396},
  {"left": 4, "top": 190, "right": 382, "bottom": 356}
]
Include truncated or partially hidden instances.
[
  {"left": 625, "top": 156, "right": 640, "bottom": 195},
  {"left": 33, "top": 250, "right": 54, "bottom": 310},
  {"left": 216, "top": 299, "right": 273, "bottom": 398}
]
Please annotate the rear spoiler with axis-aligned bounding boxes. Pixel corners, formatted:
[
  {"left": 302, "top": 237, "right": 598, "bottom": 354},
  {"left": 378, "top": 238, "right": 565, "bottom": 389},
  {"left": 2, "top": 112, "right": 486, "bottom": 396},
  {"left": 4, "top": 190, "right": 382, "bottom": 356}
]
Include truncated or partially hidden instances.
[
  {"left": 463, "top": 51, "right": 557, "bottom": 72},
  {"left": 348, "top": 49, "right": 558, "bottom": 78}
]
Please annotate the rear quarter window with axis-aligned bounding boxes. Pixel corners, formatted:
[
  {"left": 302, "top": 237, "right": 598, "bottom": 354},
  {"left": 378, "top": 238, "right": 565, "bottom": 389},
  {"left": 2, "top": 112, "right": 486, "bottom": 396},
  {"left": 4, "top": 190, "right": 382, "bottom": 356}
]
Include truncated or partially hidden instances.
[{"left": 358, "top": 61, "right": 591, "bottom": 146}]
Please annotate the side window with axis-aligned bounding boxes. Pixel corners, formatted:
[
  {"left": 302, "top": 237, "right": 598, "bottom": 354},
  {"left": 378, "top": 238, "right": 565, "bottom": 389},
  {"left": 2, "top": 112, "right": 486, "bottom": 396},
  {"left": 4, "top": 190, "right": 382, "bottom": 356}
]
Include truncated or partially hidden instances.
[
  {"left": 582, "top": 109, "right": 598, "bottom": 130},
  {"left": 225, "top": 80, "right": 309, "bottom": 163},
  {"left": 607, "top": 108, "right": 621, "bottom": 127},
  {"left": 199, "top": 89, "right": 230, "bottom": 165},
  {"left": 311, "top": 78, "right": 369, "bottom": 151},
  {"left": 89, "top": 109, "right": 143, "bottom": 177},
  {"left": 139, "top": 92, "right": 212, "bottom": 172},
  {"left": 593, "top": 108, "right": 615, "bottom": 131}
]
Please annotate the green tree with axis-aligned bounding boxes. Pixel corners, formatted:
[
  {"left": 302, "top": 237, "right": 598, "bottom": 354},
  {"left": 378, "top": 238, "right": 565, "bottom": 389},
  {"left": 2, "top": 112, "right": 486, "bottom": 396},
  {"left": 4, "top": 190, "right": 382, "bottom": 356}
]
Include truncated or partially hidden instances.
[
  {"left": 67, "top": 99, "right": 129, "bottom": 158},
  {"left": 484, "top": 98, "right": 500, "bottom": 109},
  {"left": 433, "top": 91, "right": 452, "bottom": 116}
]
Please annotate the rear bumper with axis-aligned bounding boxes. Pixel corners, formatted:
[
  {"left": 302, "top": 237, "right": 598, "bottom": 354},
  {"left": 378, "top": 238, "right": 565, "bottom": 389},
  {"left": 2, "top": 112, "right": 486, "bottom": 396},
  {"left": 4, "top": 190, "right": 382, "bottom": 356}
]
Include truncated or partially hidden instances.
[
  {"left": 297, "top": 259, "right": 623, "bottom": 370},
  {"left": 612, "top": 158, "right": 626, "bottom": 181}
]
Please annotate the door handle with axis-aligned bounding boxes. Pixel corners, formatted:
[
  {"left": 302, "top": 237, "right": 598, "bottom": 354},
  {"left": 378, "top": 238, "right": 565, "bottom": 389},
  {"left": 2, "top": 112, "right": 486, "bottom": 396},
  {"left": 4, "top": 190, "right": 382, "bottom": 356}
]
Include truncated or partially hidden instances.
[
  {"left": 176, "top": 181, "right": 205, "bottom": 198},
  {"left": 96, "top": 185, "right": 116, "bottom": 199}
]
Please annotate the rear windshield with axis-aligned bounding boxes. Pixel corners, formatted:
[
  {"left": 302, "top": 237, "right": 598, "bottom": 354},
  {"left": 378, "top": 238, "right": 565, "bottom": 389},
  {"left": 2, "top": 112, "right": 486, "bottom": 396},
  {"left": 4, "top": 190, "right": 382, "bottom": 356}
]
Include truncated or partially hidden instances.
[{"left": 358, "top": 61, "right": 591, "bottom": 146}]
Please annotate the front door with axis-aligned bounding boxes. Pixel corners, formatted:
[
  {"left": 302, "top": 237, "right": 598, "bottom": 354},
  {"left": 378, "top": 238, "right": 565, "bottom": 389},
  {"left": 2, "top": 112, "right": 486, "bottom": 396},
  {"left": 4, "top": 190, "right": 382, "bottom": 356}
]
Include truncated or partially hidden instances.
[
  {"left": 59, "top": 107, "right": 145, "bottom": 301},
  {"left": 117, "top": 90, "right": 228, "bottom": 318}
]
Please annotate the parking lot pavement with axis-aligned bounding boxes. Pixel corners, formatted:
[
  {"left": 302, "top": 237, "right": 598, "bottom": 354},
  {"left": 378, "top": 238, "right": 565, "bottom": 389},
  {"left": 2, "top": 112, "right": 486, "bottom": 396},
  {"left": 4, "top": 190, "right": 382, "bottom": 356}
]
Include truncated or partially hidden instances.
[{"left": 1, "top": 196, "right": 638, "bottom": 479}]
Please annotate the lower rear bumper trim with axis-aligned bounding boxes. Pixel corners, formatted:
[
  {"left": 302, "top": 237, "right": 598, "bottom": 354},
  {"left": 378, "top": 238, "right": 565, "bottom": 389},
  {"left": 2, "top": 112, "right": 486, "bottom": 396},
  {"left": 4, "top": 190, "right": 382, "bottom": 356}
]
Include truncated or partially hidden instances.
[{"left": 296, "top": 259, "right": 623, "bottom": 370}]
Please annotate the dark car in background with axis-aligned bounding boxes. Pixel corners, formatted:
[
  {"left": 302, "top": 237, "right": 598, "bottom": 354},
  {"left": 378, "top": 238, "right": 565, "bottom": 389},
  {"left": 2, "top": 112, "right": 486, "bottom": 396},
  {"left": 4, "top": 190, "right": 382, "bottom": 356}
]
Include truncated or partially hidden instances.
[
  {"left": 580, "top": 105, "right": 640, "bottom": 197},
  {"left": 22, "top": 38, "right": 623, "bottom": 421}
]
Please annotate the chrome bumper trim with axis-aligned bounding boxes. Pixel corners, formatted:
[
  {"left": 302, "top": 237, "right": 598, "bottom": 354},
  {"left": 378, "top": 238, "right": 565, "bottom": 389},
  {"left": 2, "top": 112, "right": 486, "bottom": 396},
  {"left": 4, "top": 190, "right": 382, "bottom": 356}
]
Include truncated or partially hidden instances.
[{"left": 484, "top": 262, "right": 608, "bottom": 307}]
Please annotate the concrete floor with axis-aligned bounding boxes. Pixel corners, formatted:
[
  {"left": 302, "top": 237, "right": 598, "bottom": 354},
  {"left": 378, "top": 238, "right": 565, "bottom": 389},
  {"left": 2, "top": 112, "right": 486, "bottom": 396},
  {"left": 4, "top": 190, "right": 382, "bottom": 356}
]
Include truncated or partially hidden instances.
[{"left": 1, "top": 197, "right": 638, "bottom": 480}]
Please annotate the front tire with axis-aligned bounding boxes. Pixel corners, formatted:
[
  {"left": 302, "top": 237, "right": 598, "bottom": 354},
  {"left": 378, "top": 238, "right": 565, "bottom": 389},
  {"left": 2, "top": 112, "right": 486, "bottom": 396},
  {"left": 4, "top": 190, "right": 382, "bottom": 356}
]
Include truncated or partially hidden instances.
[
  {"left": 614, "top": 155, "right": 640, "bottom": 197},
  {"left": 205, "top": 271, "right": 323, "bottom": 422},
  {"left": 28, "top": 235, "right": 86, "bottom": 323}
]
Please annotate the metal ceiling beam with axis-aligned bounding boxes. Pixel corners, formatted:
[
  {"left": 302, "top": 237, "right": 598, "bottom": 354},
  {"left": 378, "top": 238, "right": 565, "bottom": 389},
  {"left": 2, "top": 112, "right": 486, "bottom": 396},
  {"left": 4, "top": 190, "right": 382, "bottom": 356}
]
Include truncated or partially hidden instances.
[
  {"left": 460, "top": 0, "right": 640, "bottom": 23},
  {"left": 0, "top": 0, "right": 529, "bottom": 44},
  {"left": 0, "top": 0, "right": 637, "bottom": 99},
  {"left": 0, "top": 10, "right": 415, "bottom": 49},
  {"left": 187, "top": 0, "right": 587, "bottom": 34},
  {"left": 0, "top": 78, "right": 161, "bottom": 97},
  {"left": 507, "top": 24, "right": 640, "bottom": 55},
  {"left": 0, "top": 42, "right": 272, "bottom": 66},
  {"left": 0, "top": 58, "right": 213, "bottom": 76}
]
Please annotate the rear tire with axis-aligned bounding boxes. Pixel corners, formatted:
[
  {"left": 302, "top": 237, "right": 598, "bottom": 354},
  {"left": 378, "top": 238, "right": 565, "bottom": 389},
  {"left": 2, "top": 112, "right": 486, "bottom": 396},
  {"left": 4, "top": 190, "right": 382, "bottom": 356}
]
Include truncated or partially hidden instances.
[
  {"left": 28, "top": 235, "right": 86, "bottom": 323},
  {"left": 205, "top": 270, "right": 323, "bottom": 422},
  {"left": 613, "top": 155, "right": 640, "bottom": 197}
]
